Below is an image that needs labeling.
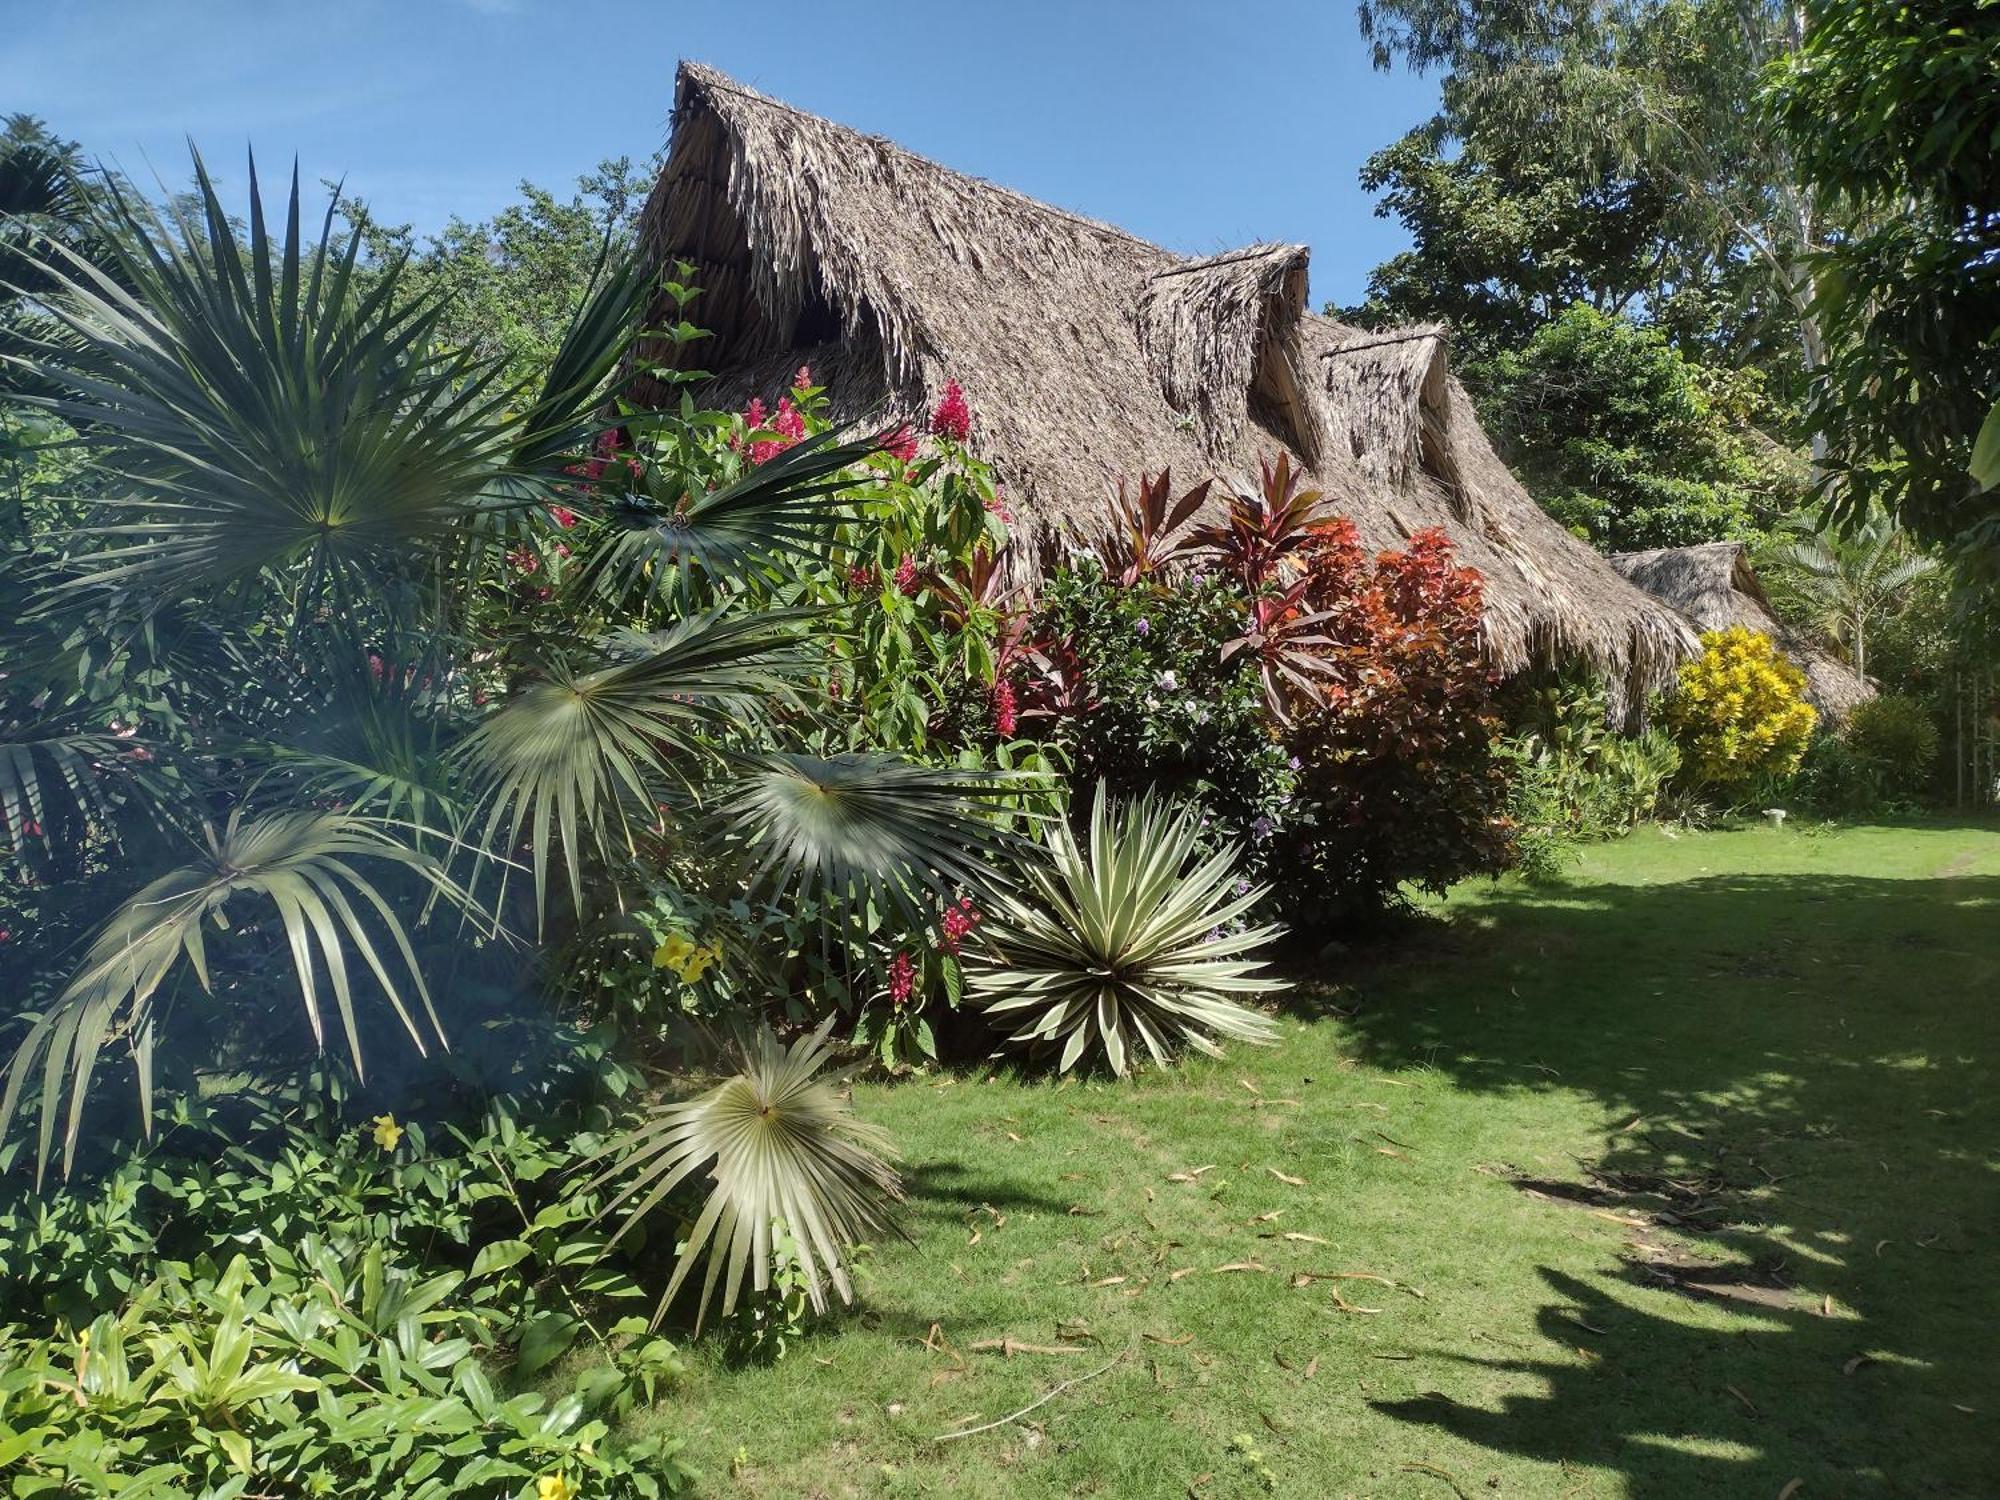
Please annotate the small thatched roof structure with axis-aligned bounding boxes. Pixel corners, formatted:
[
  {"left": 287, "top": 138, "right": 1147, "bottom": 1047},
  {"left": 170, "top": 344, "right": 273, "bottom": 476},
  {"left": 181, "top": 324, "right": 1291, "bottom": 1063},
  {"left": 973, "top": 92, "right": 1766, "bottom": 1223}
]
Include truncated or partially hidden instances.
[
  {"left": 635, "top": 62, "right": 1699, "bottom": 710},
  {"left": 1610, "top": 541, "right": 1873, "bottom": 720}
]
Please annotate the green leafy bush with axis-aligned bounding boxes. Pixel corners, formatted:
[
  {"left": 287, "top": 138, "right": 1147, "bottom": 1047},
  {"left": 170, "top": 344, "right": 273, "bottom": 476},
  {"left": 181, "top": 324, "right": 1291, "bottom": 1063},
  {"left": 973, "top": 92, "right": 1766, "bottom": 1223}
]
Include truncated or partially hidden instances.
[{"left": 1845, "top": 695, "right": 1941, "bottom": 799}]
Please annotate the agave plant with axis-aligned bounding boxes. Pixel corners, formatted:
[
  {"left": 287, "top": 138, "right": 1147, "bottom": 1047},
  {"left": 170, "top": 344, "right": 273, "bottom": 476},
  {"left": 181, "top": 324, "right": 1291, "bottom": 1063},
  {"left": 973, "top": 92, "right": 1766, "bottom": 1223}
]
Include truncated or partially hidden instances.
[
  {"left": 967, "top": 785, "right": 1285, "bottom": 1075},
  {"left": 586, "top": 1019, "right": 902, "bottom": 1331}
]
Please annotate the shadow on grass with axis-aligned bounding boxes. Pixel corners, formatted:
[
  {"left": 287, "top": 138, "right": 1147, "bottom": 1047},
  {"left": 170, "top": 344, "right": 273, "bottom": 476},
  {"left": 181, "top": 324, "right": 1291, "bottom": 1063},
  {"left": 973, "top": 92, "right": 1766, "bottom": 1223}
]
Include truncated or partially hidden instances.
[{"left": 1333, "top": 868, "right": 1998, "bottom": 1498}]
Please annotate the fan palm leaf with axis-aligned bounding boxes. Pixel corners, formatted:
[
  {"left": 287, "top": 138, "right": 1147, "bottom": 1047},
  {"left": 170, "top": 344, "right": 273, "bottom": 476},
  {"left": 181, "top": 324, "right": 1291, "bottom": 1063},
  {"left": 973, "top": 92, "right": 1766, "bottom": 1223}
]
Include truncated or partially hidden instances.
[
  {"left": 584, "top": 1018, "right": 902, "bottom": 1332},
  {"left": 455, "top": 607, "right": 817, "bottom": 928},
  {"left": 727, "top": 752, "right": 1030, "bottom": 924},
  {"left": 0, "top": 722, "right": 146, "bottom": 861},
  {"left": 0, "top": 809, "right": 464, "bottom": 1183},
  {"left": 580, "top": 428, "right": 890, "bottom": 598},
  {"left": 8, "top": 151, "right": 642, "bottom": 616},
  {"left": 968, "top": 785, "right": 1285, "bottom": 1075}
]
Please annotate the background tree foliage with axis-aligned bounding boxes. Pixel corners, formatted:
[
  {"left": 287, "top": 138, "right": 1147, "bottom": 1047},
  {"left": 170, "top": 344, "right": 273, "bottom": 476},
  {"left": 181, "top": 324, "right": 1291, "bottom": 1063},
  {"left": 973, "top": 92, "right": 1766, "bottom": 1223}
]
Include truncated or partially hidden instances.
[{"left": 1768, "top": 0, "right": 2000, "bottom": 582}]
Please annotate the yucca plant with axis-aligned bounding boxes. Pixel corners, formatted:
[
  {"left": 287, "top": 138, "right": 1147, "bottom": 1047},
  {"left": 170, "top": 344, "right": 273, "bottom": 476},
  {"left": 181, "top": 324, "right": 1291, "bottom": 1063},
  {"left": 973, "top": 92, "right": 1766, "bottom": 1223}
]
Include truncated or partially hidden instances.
[
  {"left": 967, "top": 785, "right": 1285, "bottom": 1075},
  {"left": 585, "top": 1019, "right": 902, "bottom": 1332}
]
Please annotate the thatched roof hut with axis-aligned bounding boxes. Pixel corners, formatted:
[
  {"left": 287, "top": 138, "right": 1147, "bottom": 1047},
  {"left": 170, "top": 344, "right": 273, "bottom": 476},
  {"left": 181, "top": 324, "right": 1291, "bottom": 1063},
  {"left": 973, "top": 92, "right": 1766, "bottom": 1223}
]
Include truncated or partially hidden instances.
[
  {"left": 1610, "top": 541, "right": 1873, "bottom": 720},
  {"left": 635, "top": 61, "right": 1699, "bottom": 710}
]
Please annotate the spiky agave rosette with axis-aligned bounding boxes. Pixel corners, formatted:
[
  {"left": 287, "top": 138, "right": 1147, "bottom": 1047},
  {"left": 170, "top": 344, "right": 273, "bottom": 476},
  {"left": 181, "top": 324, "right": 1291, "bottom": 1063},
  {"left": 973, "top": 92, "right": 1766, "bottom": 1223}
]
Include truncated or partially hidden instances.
[
  {"left": 588, "top": 1019, "right": 904, "bottom": 1332},
  {"left": 968, "top": 784, "right": 1286, "bottom": 1075}
]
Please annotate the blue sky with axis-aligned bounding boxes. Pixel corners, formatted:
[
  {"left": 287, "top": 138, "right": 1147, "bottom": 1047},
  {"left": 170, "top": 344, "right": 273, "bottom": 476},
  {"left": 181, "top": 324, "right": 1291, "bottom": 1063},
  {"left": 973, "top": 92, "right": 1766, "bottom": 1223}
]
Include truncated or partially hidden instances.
[{"left": 1, "top": 0, "right": 1439, "bottom": 309}]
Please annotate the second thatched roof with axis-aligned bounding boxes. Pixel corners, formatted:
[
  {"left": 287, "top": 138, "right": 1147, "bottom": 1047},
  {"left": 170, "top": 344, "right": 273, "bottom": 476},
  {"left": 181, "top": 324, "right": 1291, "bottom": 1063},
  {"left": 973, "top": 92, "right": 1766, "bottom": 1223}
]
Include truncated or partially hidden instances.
[
  {"left": 635, "top": 61, "right": 1700, "bottom": 711},
  {"left": 1610, "top": 541, "right": 1874, "bottom": 720}
]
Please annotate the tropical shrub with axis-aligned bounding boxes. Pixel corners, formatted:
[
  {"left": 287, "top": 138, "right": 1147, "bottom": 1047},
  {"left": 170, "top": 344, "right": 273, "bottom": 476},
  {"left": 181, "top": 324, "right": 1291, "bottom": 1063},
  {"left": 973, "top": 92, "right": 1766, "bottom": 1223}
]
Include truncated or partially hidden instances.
[
  {"left": 0, "top": 157, "right": 1020, "bottom": 1185},
  {"left": 0, "top": 1058, "right": 693, "bottom": 1496},
  {"left": 1016, "top": 462, "right": 1511, "bottom": 922},
  {"left": 1265, "top": 520, "right": 1512, "bottom": 921},
  {"left": 1845, "top": 694, "right": 1941, "bottom": 800},
  {"left": 1500, "top": 674, "right": 1681, "bottom": 878},
  {"left": 968, "top": 785, "right": 1283, "bottom": 1075},
  {"left": 1663, "top": 627, "right": 1818, "bottom": 791},
  {"left": 1025, "top": 560, "right": 1293, "bottom": 839}
]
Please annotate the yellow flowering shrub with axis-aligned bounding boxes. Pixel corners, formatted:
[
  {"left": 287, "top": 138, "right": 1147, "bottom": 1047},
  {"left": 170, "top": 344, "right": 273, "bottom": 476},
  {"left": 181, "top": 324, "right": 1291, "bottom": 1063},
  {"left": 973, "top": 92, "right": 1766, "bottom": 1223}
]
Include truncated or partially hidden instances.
[{"left": 1665, "top": 626, "right": 1818, "bottom": 788}]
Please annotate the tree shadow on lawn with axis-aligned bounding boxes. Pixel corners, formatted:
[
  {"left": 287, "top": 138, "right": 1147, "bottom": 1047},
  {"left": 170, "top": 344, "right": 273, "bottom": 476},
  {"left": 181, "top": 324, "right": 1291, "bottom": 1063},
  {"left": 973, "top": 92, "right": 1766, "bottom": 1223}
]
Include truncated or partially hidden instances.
[{"left": 1333, "top": 870, "right": 1998, "bottom": 1498}]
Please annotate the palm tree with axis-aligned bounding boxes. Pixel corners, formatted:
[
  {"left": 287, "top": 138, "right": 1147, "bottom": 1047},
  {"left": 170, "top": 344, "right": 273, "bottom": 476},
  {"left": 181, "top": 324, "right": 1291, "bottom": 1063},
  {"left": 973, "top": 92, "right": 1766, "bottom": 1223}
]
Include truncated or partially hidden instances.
[
  {"left": 0, "top": 150, "right": 1020, "bottom": 1189},
  {"left": 1772, "top": 511, "right": 1939, "bottom": 680}
]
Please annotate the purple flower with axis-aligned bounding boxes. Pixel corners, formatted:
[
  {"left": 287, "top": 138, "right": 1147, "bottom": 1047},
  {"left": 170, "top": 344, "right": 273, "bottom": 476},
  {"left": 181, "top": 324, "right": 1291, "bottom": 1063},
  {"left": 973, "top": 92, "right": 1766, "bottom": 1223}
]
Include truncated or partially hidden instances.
[
  {"left": 1234, "top": 879, "right": 1252, "bottom": 896},
  {"left": 1287, "top": 755, "right": 1302, "bottom": 771},
  {"left": 1251, "top": 816, "right": 1274, "bottom": 841},
  {"left": 1135, "top": 617, "right": 1151, "bottom": 637}
]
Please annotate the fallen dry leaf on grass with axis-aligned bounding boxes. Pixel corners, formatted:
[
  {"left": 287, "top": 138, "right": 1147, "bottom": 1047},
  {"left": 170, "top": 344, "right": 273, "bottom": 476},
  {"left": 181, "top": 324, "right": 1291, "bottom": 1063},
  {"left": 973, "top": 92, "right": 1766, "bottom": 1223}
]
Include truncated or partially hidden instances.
[
  {"left": 1212, "top": 1260, "right": 1268, "bottom": 1274},
  {"left": 969, "top": 1338, "right": 1088, "bottom": 1356},
  {"left": 1266, "top": 1168, "right": 1307, "bottom": 1186},
  {"left": 1303, "top": 1356, "right": 1318, "bottom": 1379},
  {"left": 1167, "top": 1166, "right": 1218, "bottom": 1183},
  {"left": 1282, "top": 1232, "right": 1330, "bottom": 1246},
  {"left": 1169, "top": 1267, "right": 1198, "bottom": 1282}
]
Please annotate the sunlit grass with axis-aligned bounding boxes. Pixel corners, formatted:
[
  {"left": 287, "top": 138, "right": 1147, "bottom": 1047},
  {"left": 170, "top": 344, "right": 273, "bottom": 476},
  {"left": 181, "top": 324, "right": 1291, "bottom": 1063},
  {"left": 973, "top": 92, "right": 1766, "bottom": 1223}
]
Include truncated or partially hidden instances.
[{"left": 622, "top": 820, "right": 2000, "bottom": 1497}]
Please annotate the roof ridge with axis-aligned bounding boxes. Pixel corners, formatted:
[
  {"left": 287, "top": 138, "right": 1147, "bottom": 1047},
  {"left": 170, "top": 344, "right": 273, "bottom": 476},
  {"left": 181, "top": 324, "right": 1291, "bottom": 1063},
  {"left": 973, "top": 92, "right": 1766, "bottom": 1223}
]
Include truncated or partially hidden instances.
[{"left": 677, "top": 59, "right": 1167, "bottom": 255}]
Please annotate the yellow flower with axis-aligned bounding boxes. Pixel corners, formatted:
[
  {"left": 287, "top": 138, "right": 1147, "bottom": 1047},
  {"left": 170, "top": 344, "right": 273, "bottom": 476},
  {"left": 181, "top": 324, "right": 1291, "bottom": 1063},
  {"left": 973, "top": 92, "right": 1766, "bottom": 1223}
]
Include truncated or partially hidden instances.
[
  {"left": 675, "top": 942, "right": 722, "bottom": 983},
  {"left": 370, "top": 1114, "right": 403, "bottom": 1151},
  {"left": 652, "top": 931, "right": 696, "bottom": 971},
  {"left": 536, "top": 1475, "right": 577, "bottom": 1500}
]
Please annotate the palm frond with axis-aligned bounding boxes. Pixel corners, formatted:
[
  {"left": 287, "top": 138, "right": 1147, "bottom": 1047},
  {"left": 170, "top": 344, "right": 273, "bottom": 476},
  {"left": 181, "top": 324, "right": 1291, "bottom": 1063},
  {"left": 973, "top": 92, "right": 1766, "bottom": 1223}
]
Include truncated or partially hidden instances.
[
  {"left": 7, "top": 151, "right": 621, "bottom": 613},
  {"left": 508, "top": 246, "right": 657, "bottom": 475},
  {"left": 455, "top": 607, "right": 816, "bottom": 928},
  {"left": 968, "top": 784, "right": 1285, "bottom": 1076},
  {"left": 0, "top": 722, "right": 142, "bottom": 861},
  {"left": 584, "top": 1019, "right": 902, "bottom": 1332},
  {"left": 0, "top": 810, "right": 461, "bottom": 1183},
  {"left": 580, "top": 428, "right": 888, "bottom": 598},
  {"left": 728, "top": 752, "right": 1031, "bottom": 924}
]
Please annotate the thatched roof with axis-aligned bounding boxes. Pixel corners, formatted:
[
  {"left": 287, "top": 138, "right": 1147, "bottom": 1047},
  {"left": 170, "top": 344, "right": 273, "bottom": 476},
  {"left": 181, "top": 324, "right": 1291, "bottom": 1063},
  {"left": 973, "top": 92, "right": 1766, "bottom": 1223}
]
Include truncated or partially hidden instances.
[
  {"left": 635, "top": 61, "right": 1699, "bottom": 710},
  {"left": 1610, "top": 541, "right": 1874, "bottom": 720}
]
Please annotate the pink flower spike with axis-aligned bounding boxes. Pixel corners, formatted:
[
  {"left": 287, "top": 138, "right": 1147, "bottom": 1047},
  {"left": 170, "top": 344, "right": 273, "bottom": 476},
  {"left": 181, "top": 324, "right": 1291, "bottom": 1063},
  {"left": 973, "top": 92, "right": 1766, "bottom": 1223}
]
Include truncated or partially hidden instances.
[
  {"left": 793, "top": 363, "right": 813, "bottom": 391},
  {"left": 883, "top": 424, "right": 919, "bottom": 464},
  {"left": 930, "top": 379, "right": 971, "bottom": 442}
]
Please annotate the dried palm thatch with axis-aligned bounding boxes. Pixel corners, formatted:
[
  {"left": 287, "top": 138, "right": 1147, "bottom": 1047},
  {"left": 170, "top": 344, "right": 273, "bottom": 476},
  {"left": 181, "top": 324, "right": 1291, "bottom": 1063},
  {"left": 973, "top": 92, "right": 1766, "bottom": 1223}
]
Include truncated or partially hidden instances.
[
  {"left": 1610, "top": 541, "right": 1874, "bottom": 720},
  {"left": 635, "top": 62, "right": 1699, "bottom": 711}
]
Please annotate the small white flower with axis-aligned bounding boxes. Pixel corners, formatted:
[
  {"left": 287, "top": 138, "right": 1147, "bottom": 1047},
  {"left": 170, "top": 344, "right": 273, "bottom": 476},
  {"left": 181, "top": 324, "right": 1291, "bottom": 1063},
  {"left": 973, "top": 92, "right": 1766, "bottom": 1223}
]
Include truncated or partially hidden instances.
[{"left": 1157, "top": 670, "right": 1178, "bottom": 691}]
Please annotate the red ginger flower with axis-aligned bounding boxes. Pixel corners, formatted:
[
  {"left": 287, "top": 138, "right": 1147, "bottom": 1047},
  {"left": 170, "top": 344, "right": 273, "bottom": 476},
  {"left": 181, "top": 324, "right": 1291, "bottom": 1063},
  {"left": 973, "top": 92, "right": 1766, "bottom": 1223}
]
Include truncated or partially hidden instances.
[
  {"left": 930, "top": 380, "right": 971, "bottom": 442},
  {"left": 548, "top": 504, "right": 577, "bottom": 529},
  {"left": 893, "top": 555, "right": 920, "bottom": 595},
  {"left": 507, "top": 546, "right": 540, "bottom": 575},
  {"left": 939, "top": 896, "right": 982, "bottom": 955},
  {"left": 793, "top": 364, "right": 813, "bottom": 390},
  {"left": 888, "top": 950, "right": 916, "bottom": 1007},
  {"left": 847, "top": 562, "right": 880, "bottom": 593},
  {"left": 990, "top": 679, "right": 1018, "bottom": 737},
  {"left": 749, "top": 395, "right": 806, "bottom": 465},
  {"left": 883, "top": 424, "right": 919, "bottom": 464}
]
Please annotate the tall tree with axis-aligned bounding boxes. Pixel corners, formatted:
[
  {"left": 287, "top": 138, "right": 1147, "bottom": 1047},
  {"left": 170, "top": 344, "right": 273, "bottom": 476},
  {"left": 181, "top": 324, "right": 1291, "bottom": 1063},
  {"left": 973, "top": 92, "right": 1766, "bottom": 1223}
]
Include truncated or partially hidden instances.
[
  {"left": 1354, "top": 1, "right": 1827, "bottom": 402},
  {"left": 1768, "top": 0, "right": 2000, "bottom": 581}
]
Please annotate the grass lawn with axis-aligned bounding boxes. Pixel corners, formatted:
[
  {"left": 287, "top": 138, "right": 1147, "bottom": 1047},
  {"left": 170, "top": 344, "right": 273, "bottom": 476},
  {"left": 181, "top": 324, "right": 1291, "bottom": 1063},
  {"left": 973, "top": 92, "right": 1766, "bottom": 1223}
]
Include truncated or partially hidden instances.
[{"left": 625, "top": 820, "right": 2000, "bottom": 1498}]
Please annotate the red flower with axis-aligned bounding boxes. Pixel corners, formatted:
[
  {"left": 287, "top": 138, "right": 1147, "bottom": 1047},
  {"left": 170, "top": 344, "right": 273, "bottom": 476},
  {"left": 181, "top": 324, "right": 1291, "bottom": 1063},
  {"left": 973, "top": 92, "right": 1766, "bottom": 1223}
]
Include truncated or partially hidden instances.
[
  {"left": 893, "top": 555, "right": 920, "bottom": 595},
  {"left": 847, "top": 562, "right": 880, "bottom": 594},
  {"left": 888, "top": 950, "right": 916, "bottom": 1007},
  {"left": 793, "top": 364, "right": 813, "bottom": 391},
  {"left": 594, "top": 428, "right": 621, "bottom": 457},
  {"left": 554, "top": 542, "right": 572, "bottom": 560},
  {"left": 883, "top": 424, "right": 919, "bottom": 464},
  {"left": 930, "top": 380, "right": 971, "bottom": 442},
  {"left": 743, "top": 396, "right": 767, "bottom": 431},
  {"left": 749, "top": 395, "right": 806, "bottom": 465},
  {"left": 984, "top": 490, "right": 1014, "bottom": 524},
  {"left": 990, "top": 679, "right": 1018, "bottom": 737},
  {"left": 548, "top": 504, "right": 577, "bottom": 529},
  {"left": 582, "top": 457, "right": 607, "bottom": 481},
  {"left": 939, "top": 896, "right": 982, "bottom": 954},
  {"left": 507, "top": 546, "right": 541, "bottom": 575},
  {"left": 627, "top": 457, "right": 646, "bottom": 481}
]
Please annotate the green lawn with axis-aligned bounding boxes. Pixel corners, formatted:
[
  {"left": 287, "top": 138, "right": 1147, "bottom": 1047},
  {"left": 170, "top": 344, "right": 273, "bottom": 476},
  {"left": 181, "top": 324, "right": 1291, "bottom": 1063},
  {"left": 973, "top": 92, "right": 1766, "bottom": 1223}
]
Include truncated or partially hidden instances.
[{"left": 628, "top": 821, "right": 2000, "bottom": 1498}]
